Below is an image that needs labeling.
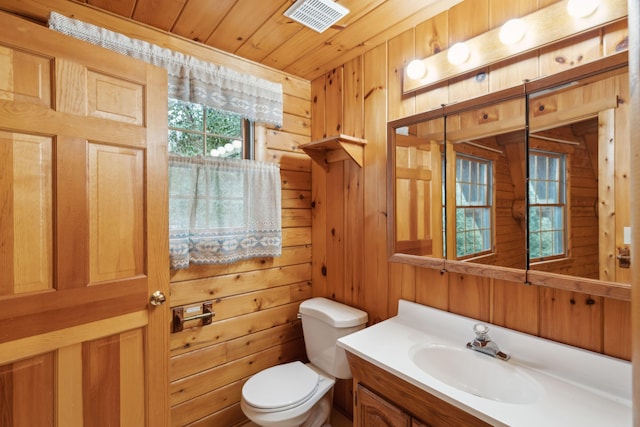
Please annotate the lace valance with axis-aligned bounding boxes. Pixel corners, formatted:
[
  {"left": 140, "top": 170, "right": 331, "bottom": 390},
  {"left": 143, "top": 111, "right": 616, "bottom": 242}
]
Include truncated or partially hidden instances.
[{"left": 48, "top": 12, "right": 283, "bottom": 127}]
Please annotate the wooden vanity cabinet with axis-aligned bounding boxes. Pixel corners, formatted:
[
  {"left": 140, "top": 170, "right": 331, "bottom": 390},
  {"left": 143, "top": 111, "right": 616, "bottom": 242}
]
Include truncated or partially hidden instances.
[
  {"left": 347, "top": 353, "right": 491, "bottom": 427},
  {"left": 357, "top": 385, "right": 431, "bottom": 427},
  {"left": 357, "top": 385, "right": 411, "bottom": 427}
]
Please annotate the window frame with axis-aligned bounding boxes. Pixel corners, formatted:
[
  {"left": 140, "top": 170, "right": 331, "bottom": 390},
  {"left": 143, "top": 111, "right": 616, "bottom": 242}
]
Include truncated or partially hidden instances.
[
  {"left": 454, "top": 153, "right": 494, "bottom": 260},
  {"left": 528, "top": 149, "right": 567, "bottom": 262},
  {"left": 167, "top": 98, "right": 254, "bottom": 160}
]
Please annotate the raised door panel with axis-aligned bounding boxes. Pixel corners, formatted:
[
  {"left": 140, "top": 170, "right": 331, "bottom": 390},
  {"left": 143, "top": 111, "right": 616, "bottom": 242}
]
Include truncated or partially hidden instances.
[
  {"left": 0, "top": 132, "right": 53, "bottom": 296},
  {"left": 82, "top": 330, "right": 145, "bottom": 426},
  {"left": 87, "top": 70, "right": 144, "bottom": 125},
  {"left": 89, "top": 144, "right": 144, "bottom": 283},
  {"left": 0, "top": 46, "right": 51, "bottom": 106},
  {"left": 0, "top": 353, "right": 55, "bottom": 426}
]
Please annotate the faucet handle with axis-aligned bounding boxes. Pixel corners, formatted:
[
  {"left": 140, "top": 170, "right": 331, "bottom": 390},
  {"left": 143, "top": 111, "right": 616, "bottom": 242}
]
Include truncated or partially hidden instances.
[{"left": 473, "top": 323, "right": 490, "bottom": 340}]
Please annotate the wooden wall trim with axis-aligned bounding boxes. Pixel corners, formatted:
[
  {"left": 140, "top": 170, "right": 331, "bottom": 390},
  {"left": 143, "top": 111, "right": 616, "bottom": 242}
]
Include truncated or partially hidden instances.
[
  {"left": 628, "top": 0, "right": 640, "bottom": 423},
  {"left": 526, "top": 270, "right": 631, "bottom": 300}
]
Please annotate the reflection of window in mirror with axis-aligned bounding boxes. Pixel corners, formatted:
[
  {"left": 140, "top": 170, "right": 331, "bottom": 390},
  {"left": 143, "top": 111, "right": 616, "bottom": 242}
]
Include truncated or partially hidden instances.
[
  {"left": 528, "top": 150, "right": 567, "bottom": 261},
  {"left": 455, "top": 155, "right": 493, "bottom": 259}
]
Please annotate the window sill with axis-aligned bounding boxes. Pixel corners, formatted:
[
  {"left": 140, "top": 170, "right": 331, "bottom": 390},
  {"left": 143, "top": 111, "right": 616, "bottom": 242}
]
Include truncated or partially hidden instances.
[
  {"left": 456, "top": 252, "right": 497, "bottom": 264},
  {"left": 529, "top": 257, "right": 573, "bottom": 272}
]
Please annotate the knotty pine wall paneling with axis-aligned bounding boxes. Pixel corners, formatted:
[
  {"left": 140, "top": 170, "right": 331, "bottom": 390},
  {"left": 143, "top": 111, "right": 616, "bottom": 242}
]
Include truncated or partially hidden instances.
[
  {"left": 362, "top": 44, "right": 393, "bottom": 325},
  {"left": 309, "top": 60, "right": 368, "bottom": 417},
  {"left": 414, "top": 12, "right": 450, "bottom": 111},
  {"left": 309, "top": 0, "right": 631, "bottom": 415},
  {"left": 343, "top": 57, "right": 367, "bottom": 311}
]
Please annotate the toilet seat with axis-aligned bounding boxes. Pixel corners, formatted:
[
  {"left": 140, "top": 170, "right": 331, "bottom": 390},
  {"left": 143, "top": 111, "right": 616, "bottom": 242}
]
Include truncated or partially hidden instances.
[{"left": 242, "top": 361, "right": 319, "bottom": 412}]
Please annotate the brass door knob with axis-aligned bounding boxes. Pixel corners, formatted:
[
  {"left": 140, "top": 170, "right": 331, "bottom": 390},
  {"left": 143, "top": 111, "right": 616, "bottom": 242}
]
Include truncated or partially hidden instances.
[{"left": 150, "top": 290, "right": 167, "bottom": 306}]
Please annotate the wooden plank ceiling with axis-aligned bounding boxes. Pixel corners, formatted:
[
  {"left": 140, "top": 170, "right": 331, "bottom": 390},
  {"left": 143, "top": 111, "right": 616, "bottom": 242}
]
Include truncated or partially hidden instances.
[{"left": 80, "top": 0, "right": 461, "bottom": 80}]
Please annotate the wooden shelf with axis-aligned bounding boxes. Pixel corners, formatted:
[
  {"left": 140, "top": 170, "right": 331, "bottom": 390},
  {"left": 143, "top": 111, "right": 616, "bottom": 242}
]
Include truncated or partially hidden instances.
[{"left": 299, "top": 134, "right": 367, "bottom": 170}]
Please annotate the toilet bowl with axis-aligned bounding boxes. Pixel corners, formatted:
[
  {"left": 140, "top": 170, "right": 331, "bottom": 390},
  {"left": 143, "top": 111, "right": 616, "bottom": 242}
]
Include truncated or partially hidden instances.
[
  {"left": 240, "top": 298, "right": 368, "bottom": 427},
  {"left": 241, "top": 362, "right": 334, "bottom": 427}
]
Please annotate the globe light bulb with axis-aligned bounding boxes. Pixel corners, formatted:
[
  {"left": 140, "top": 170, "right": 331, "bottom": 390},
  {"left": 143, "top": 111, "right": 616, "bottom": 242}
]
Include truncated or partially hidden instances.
[
  {"left": 567, "top": 0, "right": 599, "bottom": 18},
  {"left": 499, "top": 19, "right": 526, "bottom": 45},
  {"left": 447, "top": 42, "right": 470, "bottom": 65},
  {"left": 406, "top": 59, "right": 427, "bottom": 80}
]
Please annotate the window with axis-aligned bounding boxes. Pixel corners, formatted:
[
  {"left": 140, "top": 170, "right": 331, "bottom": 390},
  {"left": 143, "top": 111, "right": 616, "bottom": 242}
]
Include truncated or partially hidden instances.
[
  {"left": 455, "top": 155, "right": 492, "bottom": 258},
  {"left": 168, "top": 98, "right": 253, "bottom": 159},
  {"left": 167, "top": 99, "right": 281, "bottom": 270},
  {"left": 528, "top": 150, "right": 566, "bottom": 260}
]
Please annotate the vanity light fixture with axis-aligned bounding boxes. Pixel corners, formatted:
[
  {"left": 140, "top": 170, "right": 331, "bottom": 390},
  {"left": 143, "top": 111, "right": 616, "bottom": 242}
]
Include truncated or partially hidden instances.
[
  {"left": 567, "top": 0, "right": 600, "bottom": 18},
  {"left": 499, "top": 19, "right": 526, "bottom": 45},
  {"left": 406, "top": 59, "right": 427, "bottom": 80},
  {"left": 447, "top": 42, "right": 470, "bottom": 65},
  {"left": 403, "top": 0, "right": 625, "bottom": 92}
]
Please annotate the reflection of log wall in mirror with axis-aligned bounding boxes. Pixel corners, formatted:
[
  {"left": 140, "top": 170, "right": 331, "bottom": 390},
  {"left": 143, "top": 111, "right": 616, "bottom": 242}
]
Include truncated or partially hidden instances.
[
  {"left": 528, "top": 70, "right": 631, "bottom": 284},
  {"left": 394, "top": 119, "right": 444, "bottom": 258}
]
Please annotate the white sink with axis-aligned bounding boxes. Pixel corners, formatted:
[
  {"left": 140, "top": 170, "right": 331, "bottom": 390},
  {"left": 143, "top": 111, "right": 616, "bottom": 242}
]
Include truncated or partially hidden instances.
[
  {"left": 337, "top": 300, "right": 632, "bottom": 427},
  {"left": 410, "top": 344, "right": 540, "bottom": 404}
]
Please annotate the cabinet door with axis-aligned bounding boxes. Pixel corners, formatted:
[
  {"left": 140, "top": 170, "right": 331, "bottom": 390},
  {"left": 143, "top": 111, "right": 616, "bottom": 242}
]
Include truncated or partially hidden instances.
[{"left": 356, "top": 384, "right": 411, "bottom": 427}]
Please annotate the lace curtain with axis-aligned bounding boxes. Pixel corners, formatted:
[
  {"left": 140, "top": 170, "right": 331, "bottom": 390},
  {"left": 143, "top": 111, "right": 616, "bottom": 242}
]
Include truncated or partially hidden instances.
[
  {"left": 169, "top": 156, "right": 282, "bottom": 269},
  {"left": 48, "top": 12, "right": 283, "bottom": 127}
]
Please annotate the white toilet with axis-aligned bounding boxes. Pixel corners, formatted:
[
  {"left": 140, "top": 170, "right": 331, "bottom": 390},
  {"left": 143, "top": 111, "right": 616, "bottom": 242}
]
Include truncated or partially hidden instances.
[{"left": 241, "top": 297, "right": 368, "bottom": 427}]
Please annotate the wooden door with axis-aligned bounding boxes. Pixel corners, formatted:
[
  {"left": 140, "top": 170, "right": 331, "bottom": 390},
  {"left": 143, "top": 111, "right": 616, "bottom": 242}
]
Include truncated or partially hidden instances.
[{"left": 0, "top": 11, "right": 169, "bottom": 426}]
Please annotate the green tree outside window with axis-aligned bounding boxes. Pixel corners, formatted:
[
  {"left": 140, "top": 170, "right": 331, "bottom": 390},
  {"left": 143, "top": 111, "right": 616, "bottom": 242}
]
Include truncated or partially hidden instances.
[
  {"left": 528, "top": 151, "right": 566, "bottom": 260},
  {"left": 168, "top": 98, "right": 246, "bottom": 158}
]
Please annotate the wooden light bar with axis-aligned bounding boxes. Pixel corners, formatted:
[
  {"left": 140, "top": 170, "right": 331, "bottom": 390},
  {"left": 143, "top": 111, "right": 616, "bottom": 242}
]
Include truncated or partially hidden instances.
[{"left": 403, "top": 0, "right": 627, "bottom": 94}]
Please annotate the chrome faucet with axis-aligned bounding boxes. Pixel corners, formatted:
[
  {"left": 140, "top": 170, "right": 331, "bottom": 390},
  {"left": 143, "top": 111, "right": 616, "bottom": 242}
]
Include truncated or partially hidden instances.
[{"left": 466, "top": 323, "right": 510, "bottom": 361}]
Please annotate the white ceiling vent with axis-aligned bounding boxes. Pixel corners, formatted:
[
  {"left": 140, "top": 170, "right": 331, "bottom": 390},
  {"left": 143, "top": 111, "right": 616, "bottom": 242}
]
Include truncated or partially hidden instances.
[{"left": 284, "top": 0, "right": 350, "bottom": 33}]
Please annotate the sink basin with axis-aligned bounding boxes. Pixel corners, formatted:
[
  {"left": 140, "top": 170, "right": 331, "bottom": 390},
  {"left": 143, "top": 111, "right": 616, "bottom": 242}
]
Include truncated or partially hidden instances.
[{"left": 410, "top": 344, "right": 541, "bottom": 404}]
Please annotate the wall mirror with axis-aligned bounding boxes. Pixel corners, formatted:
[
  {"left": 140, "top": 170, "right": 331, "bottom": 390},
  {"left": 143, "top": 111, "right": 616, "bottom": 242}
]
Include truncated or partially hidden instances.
[
  {"left": 526, "top": 69, "right": 631, "bottom": 285},
  {"left": 444, "top": 97, "right": 527, "bottom": 272},
  {"left": 389, "top": 113, "right": 445, "bottom": 265},
  {"left": 389, "top": 54, "right": 630, "bottom": 295}
]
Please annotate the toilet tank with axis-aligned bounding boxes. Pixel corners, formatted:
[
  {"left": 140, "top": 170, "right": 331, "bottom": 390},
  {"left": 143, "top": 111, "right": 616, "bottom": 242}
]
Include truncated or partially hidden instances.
[{"left": 299, "top": 297, "right": 368, "bottom": 379}]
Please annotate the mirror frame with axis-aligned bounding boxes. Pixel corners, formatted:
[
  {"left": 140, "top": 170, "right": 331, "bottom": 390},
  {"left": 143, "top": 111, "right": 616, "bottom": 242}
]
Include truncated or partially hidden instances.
[{"left": 388, "top": 52, "right": 631, "bottom": 300}]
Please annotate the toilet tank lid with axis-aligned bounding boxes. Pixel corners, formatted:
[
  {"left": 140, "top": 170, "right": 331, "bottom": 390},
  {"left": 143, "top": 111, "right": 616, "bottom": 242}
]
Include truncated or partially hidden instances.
[{"left": 299, "top": 298, "right": 368, "bottom": 328}]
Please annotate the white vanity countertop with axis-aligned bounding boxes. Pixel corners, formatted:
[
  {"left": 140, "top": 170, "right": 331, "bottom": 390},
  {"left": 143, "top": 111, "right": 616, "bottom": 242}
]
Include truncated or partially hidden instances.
[{"left": 337, "top": 300, "right": 631, "bottom": 427}]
